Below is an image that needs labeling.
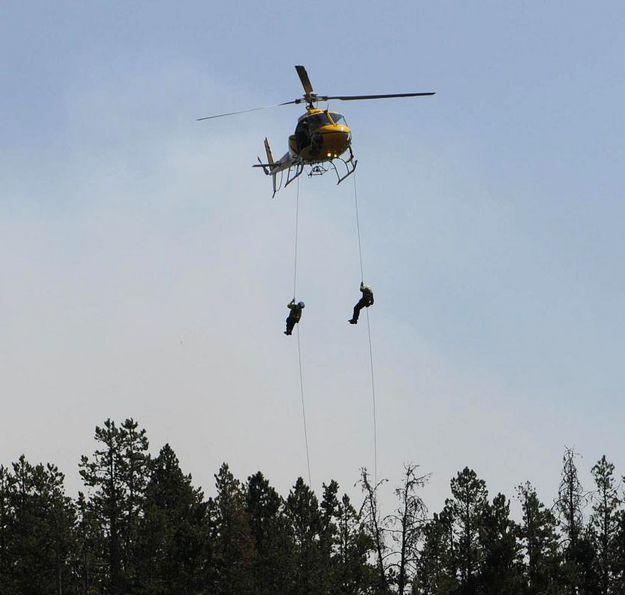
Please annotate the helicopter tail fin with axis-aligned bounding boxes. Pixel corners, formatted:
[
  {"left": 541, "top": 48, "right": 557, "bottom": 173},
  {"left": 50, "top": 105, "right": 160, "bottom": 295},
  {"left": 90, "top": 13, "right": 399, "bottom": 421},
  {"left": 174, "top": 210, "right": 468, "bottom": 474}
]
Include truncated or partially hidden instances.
[
  {"left": 253, "top": 139, "right": 298, "bottom": 197},
  {"left": 264, "top": 138, "right": 275, "bottom": 167},
  {"left": 255, "top": 138, "right": 275, "bottom": 175},
  {"left": 254, "top": 138, "right": 278, "bottom": 197}
]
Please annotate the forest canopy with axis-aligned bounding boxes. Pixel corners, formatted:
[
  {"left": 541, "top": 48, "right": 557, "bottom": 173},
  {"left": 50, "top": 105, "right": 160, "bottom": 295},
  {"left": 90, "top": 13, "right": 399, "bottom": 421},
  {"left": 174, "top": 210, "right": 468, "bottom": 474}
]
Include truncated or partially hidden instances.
[{"left": 1, "top": 418, "right": 624, "bottom": 594}]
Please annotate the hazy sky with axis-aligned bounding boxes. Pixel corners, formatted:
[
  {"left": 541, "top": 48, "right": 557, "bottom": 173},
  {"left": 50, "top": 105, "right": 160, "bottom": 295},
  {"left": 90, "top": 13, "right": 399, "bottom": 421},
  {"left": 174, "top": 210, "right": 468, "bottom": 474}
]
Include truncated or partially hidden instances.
[{"left": 2, "top": 1, "right": 625, "bottom": 511}]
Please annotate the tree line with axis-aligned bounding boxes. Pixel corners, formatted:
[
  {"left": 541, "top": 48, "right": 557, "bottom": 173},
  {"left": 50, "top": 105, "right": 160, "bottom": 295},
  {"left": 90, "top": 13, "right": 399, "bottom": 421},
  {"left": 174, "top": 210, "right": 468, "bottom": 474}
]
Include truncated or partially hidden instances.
[{"left": 1, "top": 418, "right": 625, "bottom": 594}]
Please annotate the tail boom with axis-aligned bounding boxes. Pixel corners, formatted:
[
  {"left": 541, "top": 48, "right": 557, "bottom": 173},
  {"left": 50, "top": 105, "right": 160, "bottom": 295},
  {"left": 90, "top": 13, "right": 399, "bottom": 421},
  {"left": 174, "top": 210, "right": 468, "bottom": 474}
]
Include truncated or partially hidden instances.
[{"left": 253, "top": 137, "right": 298, "bottom": 197}]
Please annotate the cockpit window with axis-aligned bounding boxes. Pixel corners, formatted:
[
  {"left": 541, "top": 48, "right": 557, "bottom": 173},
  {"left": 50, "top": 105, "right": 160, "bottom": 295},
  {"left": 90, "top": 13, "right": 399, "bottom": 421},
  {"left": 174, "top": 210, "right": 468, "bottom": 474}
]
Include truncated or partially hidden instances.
[
  {"left": 329, "top": 113, "right": 346, "bottom": 125},
  {"left": 306, "top": 113, "right": 333, "bottom": 128}
]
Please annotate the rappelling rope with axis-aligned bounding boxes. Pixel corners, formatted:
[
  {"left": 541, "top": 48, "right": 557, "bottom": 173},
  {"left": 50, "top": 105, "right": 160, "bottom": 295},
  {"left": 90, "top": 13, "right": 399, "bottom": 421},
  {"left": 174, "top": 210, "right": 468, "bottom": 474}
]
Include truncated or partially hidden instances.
[
  {"left": 293, "top": 177, "right": 300, "bottom": 298},
  {"left": 353, "top": 173, "right": 378, "bottom": 485},
  {"left": 293, "top": 177, "right": 312, "bottom": 486},
  {"left": 365, "top": 308, "right": 378, "bottom": 485},
  {"left": 297, "top": 326, "right": 312, "bottom": 486},
  {"left": 352, "top": 173, "right": 365, "bottom": 282}
]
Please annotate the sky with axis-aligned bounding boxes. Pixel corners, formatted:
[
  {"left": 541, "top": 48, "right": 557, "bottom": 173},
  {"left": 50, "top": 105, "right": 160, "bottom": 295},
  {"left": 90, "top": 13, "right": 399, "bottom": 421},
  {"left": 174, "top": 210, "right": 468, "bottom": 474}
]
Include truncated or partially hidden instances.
[{"left": 2, "top": 1, "right": 625, "bottom": 513}]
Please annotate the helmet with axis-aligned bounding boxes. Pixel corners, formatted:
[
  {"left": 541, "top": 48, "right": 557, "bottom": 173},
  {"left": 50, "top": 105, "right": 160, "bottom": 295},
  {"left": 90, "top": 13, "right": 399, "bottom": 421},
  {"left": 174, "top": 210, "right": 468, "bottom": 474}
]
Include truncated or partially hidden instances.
[{"left": 298, "top": 301, "right": 305, "bottom": 308}]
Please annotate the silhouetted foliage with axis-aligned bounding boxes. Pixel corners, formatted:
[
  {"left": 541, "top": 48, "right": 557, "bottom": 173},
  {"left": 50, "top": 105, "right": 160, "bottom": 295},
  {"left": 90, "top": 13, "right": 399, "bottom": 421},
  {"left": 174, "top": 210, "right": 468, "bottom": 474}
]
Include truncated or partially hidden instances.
[
  {"left": 387, "top": 464, "right": 428, "bottom": 594},
  {"left": 245, "top": 471, "right": 294, "bottom": 593},
  {"left": 0, "top": 457, "right": 76, "bottom": 594},
  {"left": 516, "top": 481, "right": 562, "bottom": 594},
  {"left": 208, "top": 462, "right": 256, "bottom": 593},
  {"left": 556, "top": 447, "right": 598, "bottom": 594},
  {"left": 79, "top": 418, "right": 150, "bottom": 594},
  {"left": 449, "top": 467, "right": 488, "bottom": 593},
  {"left": 134, "top": 443, "right": 208, "bottom": 593},
  {"left": 589, "top": 455, "right": 620, "bottom": 594},
  {"left": 3, "top": 421, "right": 625, "bottom": 594},
  {"left": 359, "top": 468, "right": 391, "bottom": 592},
  {"left": 478, "top": 493, "right": 522, "bottom": 594}
]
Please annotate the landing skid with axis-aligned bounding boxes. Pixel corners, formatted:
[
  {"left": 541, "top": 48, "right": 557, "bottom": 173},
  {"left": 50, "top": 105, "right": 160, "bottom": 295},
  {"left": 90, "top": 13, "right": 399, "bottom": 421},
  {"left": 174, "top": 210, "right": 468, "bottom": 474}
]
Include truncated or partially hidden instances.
[
  {"left": 255, "top": 148, "right": 358, "bottom": 197},
  {"left": 308, "top": 147, "right": 358, "bottom": 185},
  {"left": 283, "top": 162, "right": 304, "bottom": 190}
]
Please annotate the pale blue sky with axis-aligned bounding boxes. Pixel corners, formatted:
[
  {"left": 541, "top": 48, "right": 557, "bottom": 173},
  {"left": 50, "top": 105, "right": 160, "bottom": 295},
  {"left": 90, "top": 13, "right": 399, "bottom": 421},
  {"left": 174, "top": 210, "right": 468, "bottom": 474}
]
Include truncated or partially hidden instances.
[{"left": 2, "top": 1, "right": 625, "bottom": 509}]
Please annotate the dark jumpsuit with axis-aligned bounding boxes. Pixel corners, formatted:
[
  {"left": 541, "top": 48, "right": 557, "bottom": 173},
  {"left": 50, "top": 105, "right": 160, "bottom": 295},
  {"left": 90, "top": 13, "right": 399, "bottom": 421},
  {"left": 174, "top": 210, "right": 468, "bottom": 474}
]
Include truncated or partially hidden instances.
[
  {"left": 350, "top": 285, "right": 374, "bottom": 324},
  {"left": 285, "top": 301, "right": 304, "bottom": 335}
]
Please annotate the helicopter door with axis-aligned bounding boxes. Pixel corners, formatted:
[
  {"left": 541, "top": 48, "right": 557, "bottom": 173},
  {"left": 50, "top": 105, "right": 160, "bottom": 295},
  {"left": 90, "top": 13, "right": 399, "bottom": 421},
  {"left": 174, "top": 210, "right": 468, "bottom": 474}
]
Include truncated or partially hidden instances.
[
  {"left": 294, "top": 119, "right": 311, "bottom": 152},
  {"left": 289, "top": 135, "right": 298, "bottom": 154}
]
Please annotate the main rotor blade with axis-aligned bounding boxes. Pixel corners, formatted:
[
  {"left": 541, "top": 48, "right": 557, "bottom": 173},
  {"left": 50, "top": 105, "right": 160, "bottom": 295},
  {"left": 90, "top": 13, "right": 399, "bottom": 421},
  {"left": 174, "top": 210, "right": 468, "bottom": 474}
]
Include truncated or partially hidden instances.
[
  {"left": 197, "top": 100, "right": 296, "bottom": 121},
  {"left": 320, "top": 92, "right": 435, "bottom": 102},
  {"left": 295, "top": 65, "right": 314, "bottom": 96}
]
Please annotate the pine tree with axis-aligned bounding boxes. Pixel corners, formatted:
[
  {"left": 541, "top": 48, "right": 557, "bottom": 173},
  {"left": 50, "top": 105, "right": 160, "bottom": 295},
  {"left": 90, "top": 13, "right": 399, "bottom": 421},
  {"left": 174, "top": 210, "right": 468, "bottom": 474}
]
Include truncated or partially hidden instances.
[
  {"left": 134, "top": 443, "right": 209, "bottom": 594},
  {"left": 74, "top": 490, "right": 104, "bottom": 595},
  {"left": 613, "top": 507, "right": 625, "bottom": 593},
  {"left": 245, "top": 471, "right": 295, "bottom": 594},
  {"left": 556, "top": 447, "right": 598, "bottom": 594},
  {"left": 333, "top": 492, "right": 376, "bottom": 594},
  {"left": 478, "top": 492, "right": 522, "bottom": 594},
  {"left": 315, "top": 479, "right": 376, "bottom": 594},
  {"left": 413, "top": 503, "right": 460, "bottom": 595},
  {"left": 1, "top": 456, "right": 77, "bottom": 594},
  {"left": 285, "top": 477, "right": 323, "bottom": 594},
  {"left": 208, "top": 463, "right": 256, "bottom": 594},
  {"left": 79, "top": 418, "right": 151, "bottom": 593},
  {"left": 516, "top": 481, "right": 562, "bottom": 594},
  {"left": 319, "top": 480, "right": 341, "bottom": 593},
  {"left": 589, "top": 455, "right": 620, "bottom": 594},
  {"left": 557, "top": 448, "right": 584, "bottom": 550},
  {"left": 119, "top": 418, "right": 150, "bottom": 586},
  {"left": 0, "top": 465, "right": 15, "bottom": 594},
  {"left": 449, "top": 467, "right": 488, "bottom": 594}
]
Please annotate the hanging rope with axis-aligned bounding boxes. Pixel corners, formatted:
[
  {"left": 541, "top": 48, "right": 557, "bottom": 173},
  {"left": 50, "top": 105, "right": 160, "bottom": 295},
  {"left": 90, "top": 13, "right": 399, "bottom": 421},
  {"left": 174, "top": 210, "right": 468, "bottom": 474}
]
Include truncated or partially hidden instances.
[
  {"left": 297, "top": 326, "right": 312, "bottom": 486},
  {"left": 365, "top": 309, "right": 378, "bottom": 485},
  {"left": 352, "top": 173, "right": 378, "bottom": 485},
  {"left": 292, "top": 177, "right": 312, "bottom": 485},
  {"left": 292, "top": 177, "right": 300, "bottom": 299},
  {"left": 352, "top": 174, "right": 365, "bottom": 283}
]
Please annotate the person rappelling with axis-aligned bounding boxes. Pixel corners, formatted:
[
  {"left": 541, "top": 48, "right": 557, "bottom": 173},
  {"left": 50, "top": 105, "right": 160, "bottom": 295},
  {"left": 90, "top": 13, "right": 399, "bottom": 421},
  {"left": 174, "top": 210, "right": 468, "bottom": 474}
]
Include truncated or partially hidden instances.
[
  {"left": 349, "top": 282, "right": 374, "bottom": 324},
  {"left": 285, "top": 299, "right": 305, "bottom": 335}
]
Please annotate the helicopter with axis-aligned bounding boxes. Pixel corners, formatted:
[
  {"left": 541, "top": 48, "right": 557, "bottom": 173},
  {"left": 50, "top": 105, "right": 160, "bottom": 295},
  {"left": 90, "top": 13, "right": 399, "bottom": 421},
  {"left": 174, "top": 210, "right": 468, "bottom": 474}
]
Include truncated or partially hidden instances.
[{"left": 198, "top": 66, "right": 435, "bottom": 197}]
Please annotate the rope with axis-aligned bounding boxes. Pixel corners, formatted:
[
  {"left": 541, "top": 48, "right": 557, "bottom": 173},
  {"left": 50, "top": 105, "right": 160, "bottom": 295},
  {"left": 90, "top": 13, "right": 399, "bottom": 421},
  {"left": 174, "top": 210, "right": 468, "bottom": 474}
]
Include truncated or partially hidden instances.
[
  {"left": 352, "top": 172, "right": 378, "bottom": 485},
  {"left": 292, "top": 177, "right": 300, "bottom": 299},
  {"left": 292, "top": 176, "right": 311, "bottom": 485},
  {"left": 296, "top": 325, "right": 312, "bottom": 486},
  {"left": 365, "top": 308, "right": 377, "bottom": 485},
  {"left": 352, "top": 174, "right": 365, "bottom": 282}
]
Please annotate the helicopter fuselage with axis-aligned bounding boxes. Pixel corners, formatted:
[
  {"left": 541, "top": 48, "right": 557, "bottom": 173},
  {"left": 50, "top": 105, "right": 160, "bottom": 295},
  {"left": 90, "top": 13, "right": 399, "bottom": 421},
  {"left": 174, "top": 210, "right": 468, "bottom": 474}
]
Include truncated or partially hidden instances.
[
  {"left": 289, "top": 108, "right": 352, "bottom": 163},
  {"left": 254, "top": 107, "right": 357, "bottom": 196}
]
